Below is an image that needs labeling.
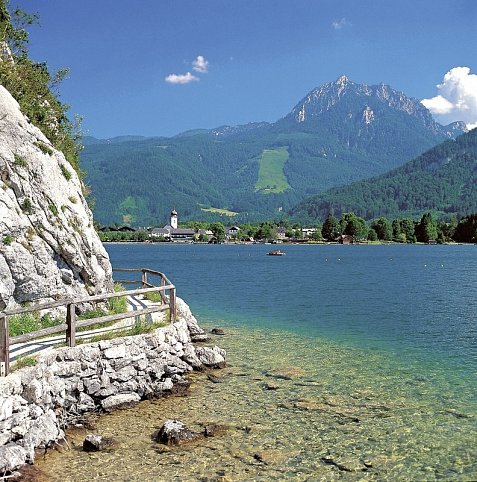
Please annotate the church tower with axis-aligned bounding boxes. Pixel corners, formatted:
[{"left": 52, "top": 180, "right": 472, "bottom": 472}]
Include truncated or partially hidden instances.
[{"left": 170, "top": 209, "right": 178, "bottom": 229}]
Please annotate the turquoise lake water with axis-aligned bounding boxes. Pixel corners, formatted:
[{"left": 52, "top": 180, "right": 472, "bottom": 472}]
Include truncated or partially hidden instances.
[
  {"left": 107, "top": 243, "right": 476, "bottom": 374},
  {"left": 38, "top": 243, "right": 477, "bottom": 481}
]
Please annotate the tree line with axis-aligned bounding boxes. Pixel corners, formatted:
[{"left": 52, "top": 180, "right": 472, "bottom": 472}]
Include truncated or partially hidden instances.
[
  {"left": 321, "top": 212, "right": 477, "bottom": 243},
  {"left": 97, "top": 212, "right": 477, "bottom": 244}
]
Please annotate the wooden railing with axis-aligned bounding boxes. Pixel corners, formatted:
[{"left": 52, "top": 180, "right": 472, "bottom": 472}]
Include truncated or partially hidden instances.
[{"left": 0, "top": 268, "right": 176, "bottom": 376}]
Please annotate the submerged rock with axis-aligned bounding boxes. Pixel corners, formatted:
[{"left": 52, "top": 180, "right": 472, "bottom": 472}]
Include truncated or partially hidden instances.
[
  {"left": 82, "top": 434, "right": 115, "bottom": 452},
  {"left": 154, "top": 419, "right": 202, "bottom": 445},
  {"left": 203, "top": 423, "right": 228, "bottom": 437},
  {"left": 207, "top": 374, "right": 223, "bottom": 384},
  {"left": 211, "top": 328, "right": 225, "bottom": 335},
  {"left": 266, "top": 366, "right": 304, "bottom": 380}
]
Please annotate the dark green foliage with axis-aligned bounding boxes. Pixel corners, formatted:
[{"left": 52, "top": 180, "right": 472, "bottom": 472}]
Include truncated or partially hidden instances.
[
  {"left": 2, "top": 234, "right": 13, "bottom": 245},
  {"left": 60, "top": 164, "right": 72, "bottom": 180},
  {"left": 34, "top": 141, "right": 53, "bottom": 156},
  {"left": 453, "top": 214, "right": 477, "bottom": 243},
  {"left": 210, "top": 222, "right": 225, "bottom": 242},
  {"left": 21, "top": 197, "right": 32, "bottom": 213},
  {"left": 0, "top": 2, "right": 82, "bottom": 175},
  {"left": 367, "top": 228, "right": 378, "bottom": 241},
  {"left": 322, "top": 214, "right": 341, "bottom": 241},
  {"left": 415, "top": 212, "right": 438, "bottom": 242},
  {"left": 291, "top": 129, "right": 477, "bottom": 222},
  {"left": 399, "top": 219, "right": 416, "bottom": 243},
  {"left": 98, "top": 230, "right": 150, "bottom": 242},
  {"left": 340, "top": 212, "right": 368, "bottom": 240},
  {"left": 13, "top": 153, "right": 27, "bottom": 167},
  {"left": 372, "top": 217, "right": 393, "bottom": 241},
  {"left": 48, "top": 203, "right": 59, "bottom": 216}
]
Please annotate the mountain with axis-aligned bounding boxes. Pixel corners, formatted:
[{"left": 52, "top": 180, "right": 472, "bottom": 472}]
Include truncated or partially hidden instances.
[
  {"left": 290, "top": 128, "right": 477, "bottom": 222},
  {"left": 81, "top": 76, "right": 466, "bottom": 226}
]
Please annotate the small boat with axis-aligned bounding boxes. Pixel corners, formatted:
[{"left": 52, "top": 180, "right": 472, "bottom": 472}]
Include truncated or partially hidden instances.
[{"left": 267, "top": 250, "right": 286, "bottom": 256}]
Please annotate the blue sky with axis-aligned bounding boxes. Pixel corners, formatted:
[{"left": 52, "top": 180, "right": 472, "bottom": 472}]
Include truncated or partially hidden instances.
[{"left": 13, "top": 0, "right": 477, "bottom": 138}]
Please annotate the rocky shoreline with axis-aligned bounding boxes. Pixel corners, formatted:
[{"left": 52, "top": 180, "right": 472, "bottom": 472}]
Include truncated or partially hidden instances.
[{"left": 0, "top": 298, "right": 225, "bottom": 476}]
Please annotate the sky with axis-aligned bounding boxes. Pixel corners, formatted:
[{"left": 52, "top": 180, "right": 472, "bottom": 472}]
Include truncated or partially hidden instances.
[{"left": 11, "top": 0, "right": 477, "bottom": 138}]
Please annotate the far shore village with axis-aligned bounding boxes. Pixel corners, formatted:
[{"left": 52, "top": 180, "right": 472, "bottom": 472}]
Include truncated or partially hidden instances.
[{"left": 98, "top": 209, "right": 325, "bottom": 244}]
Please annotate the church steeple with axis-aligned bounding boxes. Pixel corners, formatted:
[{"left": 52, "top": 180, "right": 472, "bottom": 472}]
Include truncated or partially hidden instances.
[{"left": 170, "top": 208, "right": 178, "bottom": 229}]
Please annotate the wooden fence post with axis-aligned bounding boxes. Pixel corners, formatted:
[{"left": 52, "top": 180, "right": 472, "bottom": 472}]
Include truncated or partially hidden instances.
[
  {"left": 66, "top": 302, "right": 76, "bottom": 347},
  {"left": 169, "top": 288, "right": 176, "bottom": 323},
  {"left": 142, "top": 270, "right": 148, "bottom": 288},
  {"left": 160, "top": 276, "right": 167, "bottom": 303},
  {"left": 0, "top": 314, "right": 10, "bottom": 376}
]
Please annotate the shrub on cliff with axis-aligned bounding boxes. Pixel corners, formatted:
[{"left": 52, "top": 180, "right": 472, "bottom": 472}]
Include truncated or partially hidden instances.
[{"left": 0, "top": 1, "right": 82, "bottom": 176}]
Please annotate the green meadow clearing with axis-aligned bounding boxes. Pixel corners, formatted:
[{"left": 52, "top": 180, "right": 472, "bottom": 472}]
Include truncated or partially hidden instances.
[
  {"left": 255, "top": 147, "right": 290, "bottom": 194},
  {"left": 200, "top": 207, "right": 239, "bottom": 216}
]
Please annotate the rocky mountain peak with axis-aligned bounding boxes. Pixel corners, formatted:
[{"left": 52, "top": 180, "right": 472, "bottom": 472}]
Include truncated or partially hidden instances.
[{"left": 284, "top": 77, "right": 465, "bottom": 139}]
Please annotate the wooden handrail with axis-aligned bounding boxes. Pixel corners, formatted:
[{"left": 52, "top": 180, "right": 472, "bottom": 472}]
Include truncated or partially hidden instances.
[{"left": 0, "top": 267, "right": 177, "bottom": 376}]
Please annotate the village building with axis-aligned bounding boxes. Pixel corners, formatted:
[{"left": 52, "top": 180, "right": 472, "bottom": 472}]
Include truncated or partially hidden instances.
[
  {"left": 276, "top": 226, "right": 287, "bottom": 241},
  {"left": 149, "top": 210, "right": 211, "bottom": 242},
  {"left": 301, "top": 228, "right": 317, "bottom": 238},
  {"left": 337, "top": 234, "right": 354, "bottom": 244},
  {"left": 226, "top": 226, "right": 240, "bottom": 240}
]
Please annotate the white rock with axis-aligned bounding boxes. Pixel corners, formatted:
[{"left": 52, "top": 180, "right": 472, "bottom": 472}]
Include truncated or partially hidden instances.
[
  {"left": 0, "top": 398, "right": 13, "bottom": 421},
  {"left": 0, "top": 85, "right": 113, "bottom": 309},
  {"left": 103, "top": 345, "right": 126, "bottom": 359},
  {"left": 101, "top": 393, "right": 140, "bottom": 411}
]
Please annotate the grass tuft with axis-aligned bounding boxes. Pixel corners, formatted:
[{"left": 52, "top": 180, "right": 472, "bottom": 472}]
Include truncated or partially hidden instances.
[{"left": 12, "top": 355, "right": 38, "bottom": 371}]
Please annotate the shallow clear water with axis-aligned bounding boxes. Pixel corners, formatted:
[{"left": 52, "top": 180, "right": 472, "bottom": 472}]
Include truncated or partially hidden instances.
[{"left": 37, "top": 244, "right": 477, "bottom": 480}]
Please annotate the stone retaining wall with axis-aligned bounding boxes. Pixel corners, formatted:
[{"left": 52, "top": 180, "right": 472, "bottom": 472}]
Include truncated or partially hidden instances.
[{"left": 0, "top": 300, "right": 225, "bottom": 474}]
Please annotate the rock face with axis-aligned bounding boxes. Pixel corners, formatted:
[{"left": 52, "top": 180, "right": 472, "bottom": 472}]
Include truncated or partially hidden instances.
[{"left": 0, "top": 85, "right": 113, "bottom": 309}]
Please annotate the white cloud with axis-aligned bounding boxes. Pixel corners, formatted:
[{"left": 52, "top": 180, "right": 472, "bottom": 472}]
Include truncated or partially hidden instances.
[
  {"left": 164, "top": 72, "right": 199, "bottom": 85},
  {"left": 421, "top": 67, "right": 477, "bottom": 129},
  {"left": 332, "top": 18, "right": 351, "bottom": 30},
  {"left": 192, "top": 55, "right": 209, "bottom": 73}
]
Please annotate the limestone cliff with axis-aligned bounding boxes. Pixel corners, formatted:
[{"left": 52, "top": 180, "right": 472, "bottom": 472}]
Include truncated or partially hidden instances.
[{"left": 0, "top": 85, "right": 113, "bottom": 310}]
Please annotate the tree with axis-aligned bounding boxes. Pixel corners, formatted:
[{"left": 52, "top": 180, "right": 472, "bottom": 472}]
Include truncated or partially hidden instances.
[
  {"left": 255, "top": 222, "right": 277, "bottom": 241},
  {"left": 392, "top": 219, "right": 402, "bottom": 240},
  {"left": 210, "top": 222, "right": 225, "bottom": 242},
  {"left": 415, "top": 212, "right": 438, "bottom": 243},
  {"left": 367, "top": 228, "right": 378, "bottom": 241},
  {"left": 310, "top": 226, "right": 322, "bottom": 241},
  {"left": 341, "top": 212, "right": 368, "bottom": 241},
  {"left": 399, "top": 218, "right": 415, "bottom": 243},
  {"left": 371, "top": 217, "right": 393, "bottom": 241},
  {"left": 453, "top": 214, "right": 477, "bottom": 242},
  {"left": 322, "top": 214, "right": 341, "bottom": 241}
]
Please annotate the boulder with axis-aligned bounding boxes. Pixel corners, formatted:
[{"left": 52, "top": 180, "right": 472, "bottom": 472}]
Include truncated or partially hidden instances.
[
  {"left": 101, "top": 393, "right": 140, "bottom": 412},
  {"left": 153, "top": 419, "right": 202, "bottom": 445},
  {"left": 0, "top": 443, "right": 27, "bottom": 473},
  {"left": 83, "top": 434, "right": 115, "bottom": 452},
  {"left": 195, "top": 346, "right": 226, "bottom": 368}
]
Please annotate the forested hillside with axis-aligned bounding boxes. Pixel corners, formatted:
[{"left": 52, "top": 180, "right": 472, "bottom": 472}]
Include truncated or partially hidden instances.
[
  {"left": 82, "top": 76, "right": 465, "bottom": 226},
  {"left": 290, "top": 128, "right": 477, "bottom": 222}
]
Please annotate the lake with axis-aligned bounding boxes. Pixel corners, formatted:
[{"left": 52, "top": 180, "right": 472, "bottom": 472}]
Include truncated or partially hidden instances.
[{"left": 37, "top": 243, "right": 477, "bottom": 481}]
